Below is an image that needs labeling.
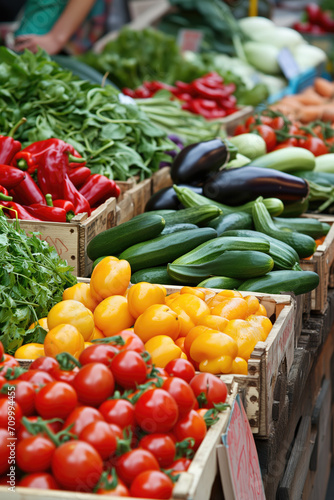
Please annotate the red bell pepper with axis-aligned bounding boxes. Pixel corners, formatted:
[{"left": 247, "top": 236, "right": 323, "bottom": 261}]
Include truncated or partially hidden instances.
[
  {"left": 0, "top": 117, "right": 26, "bottom": 165},
  {"left": 12, "top": 138, "right": 86, "bottom": 175},
  {"left": 25, "top": 204, "right": 69, "bottom": 223},
  {"left": 67, "top": 166, "right": 91, "bottom": 188},
  {"left": 63, "top": 176, "right": 91, "bottom": 215},
  {"left": 1, "top": 201, "right": 42, "bottom": 221},
  {"left": 79, "top": 174, "right": 121, "bottom": 206},
  {"left": 0, "top": 165, "right": 26, "bottom": 189},
  {"left": 52, "top": 199, "right": 75, "bottom": 221},
  {"left": 11, "top": 171, "right": 46, "bottom": 205},
  {"left": 0, "top": 186, "right": 12, "bottom": 201}
]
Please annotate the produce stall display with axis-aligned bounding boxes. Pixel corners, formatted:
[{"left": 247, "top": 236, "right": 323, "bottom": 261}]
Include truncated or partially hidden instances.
[{"left": 2, "top": 1, "right": 334, "bottom": 499}]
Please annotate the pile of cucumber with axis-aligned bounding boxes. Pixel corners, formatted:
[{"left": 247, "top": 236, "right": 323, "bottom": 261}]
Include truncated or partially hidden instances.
[{"left": 87, "top": 195, "right": 326, "bottom": 296}]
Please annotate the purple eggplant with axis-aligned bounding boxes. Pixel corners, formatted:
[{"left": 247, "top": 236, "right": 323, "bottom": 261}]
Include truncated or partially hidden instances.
[
  {"left": 203, "top": 166, "right": 309, "bottom": 206},
  {"left": 170, "top": 138, "right": 233, "bottom": 185},
  {"left": 145, "top": 185, "right": 203, "bottom": 211}
]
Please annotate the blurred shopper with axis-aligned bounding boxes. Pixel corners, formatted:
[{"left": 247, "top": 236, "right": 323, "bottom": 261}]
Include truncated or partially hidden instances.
[{"left": 12, "top": 0, "right": 112, "bottom": 54}]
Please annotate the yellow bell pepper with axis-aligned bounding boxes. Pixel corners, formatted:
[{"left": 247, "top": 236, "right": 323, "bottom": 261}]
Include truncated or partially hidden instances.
[
  {"left": 15, "top": 343, "right": 45, "bottom": 360},
  {"left": 145, "top": 335, "right": 182, "bottom": 368},
  {"left": 190, "top": 331, "right": 238, "bottom": 374}
]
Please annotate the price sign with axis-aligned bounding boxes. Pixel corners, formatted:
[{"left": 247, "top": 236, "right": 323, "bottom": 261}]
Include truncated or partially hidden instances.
[
  {"left": 218, "top": 394, "right": 265, "bottom": 500},
  {"left": 177, "top": 29, "right": 203, "bottom": 53},
  {"left": 277, "top": 47, "right": 300, "bottom": 80}
]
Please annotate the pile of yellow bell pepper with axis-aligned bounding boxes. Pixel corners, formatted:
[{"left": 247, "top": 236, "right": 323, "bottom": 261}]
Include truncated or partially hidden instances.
[{"left": 15, "top": 256, "right": 273, "bottom": 375}]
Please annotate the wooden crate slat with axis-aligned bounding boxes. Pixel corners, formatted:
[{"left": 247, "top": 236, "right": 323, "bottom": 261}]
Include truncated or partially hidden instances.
[
  {"left": 151, "top": 167, "right": 173, "bottom": 194},
  {"left": 126, "top": 178, "right": 152, "bottom": 216}
]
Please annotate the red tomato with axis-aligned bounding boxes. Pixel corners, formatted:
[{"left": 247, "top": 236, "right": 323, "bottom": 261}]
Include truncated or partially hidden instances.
[
  {"left": 51, "top": 366, "right": 79, "bottom": 385},
  {"left": 0, "top": 429, "right": 10, "bottom": 475},
  {"left": 73, "top": 363, "right": 115, "bottom": 407},
  {"left": 109, "top": 423, "right": 123, "bottom": 441},
  {"left": 111, "top": 350, "right": 147, "bottom": 389},
  {"left": 245, "top": 116, "right": 256, "bottom": 129},
  {"left": 165, "top": 358, "right": 196, "bottom": 384},
  {"left": 130, "top": 470, "right": 174, "bottom": 499},
  {"left": 270, "top": 116, "right": 285, "bottom": 130},
  {"left": 0, "top": 342, "right": 4, "bottom": 362},
  {"left": 17, "top": 416, "right": 62, "bottom": 440},
  {"left": 116, "top": 448, "right": 160, "bottom": 486},
  {"left": 170, "top": 457, "right": 191, "bottom": 472},
  {"left": 2, "top": 380, "right": 35, "bottom": 416},
  {"left": 118, "top": 330, "right": 145, "bottom": 353},
  {"left": 273, "top": 141, "right": 297, "bottom": 150},
  {"left": 29, "top": 357, "right": 59, "bottom": 374},
  {"left": 52, "top": 440, "right": 103, "bottom": 491},
  {"left": 233, "top": 124, "right": 247, "bottom": 136},
  {"left": 79, "top": 344, "right": 119, "bottom": 367},
  {"left": 135, "top": 388, "right": 179, "bottom": 433},
  {"left": 95, "top": 471, "right": 129, "bottom": 496},
  {"left": 17, "top": 436, "right": 56, "bottom": 472},
  {"left": 63, "top": 406, "right": 105, "bottom": 436},
  {"left": 99, "top": 399, "right": 135, "bottom": 431},
  {"left": 34, "top": 381, "right": 78, "bottom": 419},
  {"left": 139, "top": 433, "right": 176, "bottom": 468},
  {"left": 18, "top": 370, "right": 55, "bottom": 388},
  {"left": 190, "top": 373, "right": 227, "bottom": 408},
  {"left": 162, "top": 377, "right": 196, "bottom": 417},
  {"left": 298, "top": 136, "right": 329, "bottom": 156},
  {"left": 174, "top": 410, "right": 207, "bottom": 451},
  {"left": 0, "top": 354, "right": 19, "bottom": 370},
  {"left": 79, "top": 420, "right": 117, "bottom": 460},
  {"left": 0, "top": 398, "right": 22, "bottom": 432},
  {"left": 253, "top": 124, "right": 277, "bottom": 152},
  {"left": 18, "top": 472, "right": 60, "bottom": 489}
]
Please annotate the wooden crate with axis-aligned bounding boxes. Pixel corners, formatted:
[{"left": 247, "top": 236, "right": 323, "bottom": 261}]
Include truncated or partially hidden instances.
[
  {"left": 125, "top": 178, "right": 152, "bottom": 216},
  {"left": 300, "top": 215, "right": 334, "bottom": 312},
  {"left": 115, "top": 192, "right": 135, "bottom": 225},
  {"left": 116, "top": 177, "right": 137, "bottom": 201},
  {"left": 0, "top": 382, "right": 238, "bottom": 500},
  {"left": 151, "top": 167, "right": 173, "bottom": 194},
  {"left": 12, "top": 197, "right": 116, "bottom": 278}
]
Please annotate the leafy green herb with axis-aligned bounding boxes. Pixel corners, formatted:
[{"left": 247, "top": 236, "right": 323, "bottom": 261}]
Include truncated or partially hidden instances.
[{"left": 0, "top": 211, "right": 77, "bottom": 354}]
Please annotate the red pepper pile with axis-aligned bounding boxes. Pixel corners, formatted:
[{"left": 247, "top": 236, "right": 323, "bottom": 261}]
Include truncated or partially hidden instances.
[
  {"left": 123, "top": 72, "right": 239, "bottom": 120},
  {"left": 0, "top": 125, "right": 120, "bottom": 223},
  {"left": 293, "top": 3, "right": 334, "bottom": 34},
  {"left": 0, "top": 339, "right": 228, "bottom": 497},
  {"left": 234, "top": 110, "right": 334, "bottom": 155}
]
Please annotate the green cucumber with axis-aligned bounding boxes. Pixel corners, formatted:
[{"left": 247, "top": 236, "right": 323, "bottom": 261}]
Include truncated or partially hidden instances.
[
  {"left": 239, "top": 270, "right": 320, "bottom": 295},
  {"left": 220, "top": 229, "right": 302, "bottom": 271},
  {"left": 87, "top": 213, "right": 165, "bottom": 262},
  {"left": 197, "top": 276, "right": 243, "bottom": 289},
  {"left": 252, "top": 199, "right": 316, "bottom": 259},
  {"left": 173, "top": 236, "right": 270, "bottom": 265},
  {"left": 167, "top": 251, "right": 274, "bottom": 284},
  {"left": 273, "top": 217, "right": 330, "bottom": 239},
  {"left": 162, "top": 206, "right": 222, "bottom": 226},
  {"left": 207, "top": 212, "right": 253, "bottom": 235},
  {"left": 131, "top": 266, "right": 178, "bottom": 285},
  {"left": 119, "top": 227, "right": 217, "bottom": 272},
  {"left": 280, "top": 198, "right": 309, "bottom": 217},
  {"left": 173, "top": 185, "right": 284, "bottom": 216},
  {"left": 161, "top": 223, "right": 198, "bottom": 235},
  {"left": 141, "top": 210, "right": 177, "bottom": 217}
]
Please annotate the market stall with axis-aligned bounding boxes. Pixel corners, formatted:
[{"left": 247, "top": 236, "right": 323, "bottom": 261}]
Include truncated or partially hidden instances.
[{"left": 1, "top": 1, "right": 334, "bottom": 499}]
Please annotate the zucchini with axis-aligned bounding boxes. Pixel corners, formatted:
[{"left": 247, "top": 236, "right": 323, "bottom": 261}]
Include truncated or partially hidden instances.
[
  {"left": 197, "top": 276, "right": 243, "bottom": 289},
  {"left": 314, "top": 153, "right": 334, "bottom": 173},
  {"left": 119, "top": 228, "right": 217, "bottom": 272},
  {"left": 252, "top": 199, "right": 316, "bottom": 259},
  {"left": 87, "top": 213, "right": 165, "bottom": 262},
  {"left": 273, "top": 217, "right": 330, "bottom": 239},
  {"left": 167, "top": 250, "right": 274, "bottom": 284},
  {"left": 162, "top": 206, "right": 222, "bottom": 226},
  {"left": 161, "top": 223, "right": 198, "bottom": 235},
  {"left": 249, "top": 147, "right": 316, "bottom": 172},
  {"left": 173, "top": 185, "right": 284, "bottom": 216},
  {"left": 239, "top": 270, "right": 320, "bottom": 295},
  {"left": 141, "top": 210, "right": 177, "bottom": 217},
  {"left": 207, "top": 212, "right": 253, "bottom": 235},
  {"left": 220, "top": 229, "right": 302, "bottom": 271},
  {"left": 173, "top": 236, "right": 270, "bottom": 266},
  {"left": 280, "top": 198, "right": 309, "bottom": 217},
  {"left": 131, "top": 266, "right": 178, "bottom": 285}
]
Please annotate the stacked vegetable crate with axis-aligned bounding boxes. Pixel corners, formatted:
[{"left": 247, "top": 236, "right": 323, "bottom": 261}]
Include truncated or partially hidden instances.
[{"left": 11, "top": 197, "right": 117, "bottom": 278}]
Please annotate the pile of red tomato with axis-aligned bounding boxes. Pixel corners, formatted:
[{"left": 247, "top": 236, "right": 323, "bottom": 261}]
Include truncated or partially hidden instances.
[
  {"left": 0, "top": 338, "right": 228, "bottom": 498},
  {"left": 234, "top": 111, "right": 333, "bottom": 156}
]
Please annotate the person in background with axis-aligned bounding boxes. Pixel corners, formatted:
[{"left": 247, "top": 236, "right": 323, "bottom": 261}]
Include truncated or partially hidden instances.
[{"left": 12, "top": 0, "right": 112, "bottom": 55}]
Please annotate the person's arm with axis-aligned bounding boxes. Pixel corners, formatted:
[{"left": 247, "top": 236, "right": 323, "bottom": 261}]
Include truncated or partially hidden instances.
[{"left": 13, "top": 0, "right": 97, "bottom": 54}]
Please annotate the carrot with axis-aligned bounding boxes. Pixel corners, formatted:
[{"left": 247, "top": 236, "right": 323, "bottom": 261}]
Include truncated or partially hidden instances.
[
  {"left": 296, "top": 87, "right": 326, "bottom": 106},
  {"left": 296, "top": 105, "right": 324, "bottom": 123},
  {"left": 321, "top": 105, "right": 334, "bottom": 122},
  {"left": 314, "top": 77, "right": 334, "bottom": 98}
]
